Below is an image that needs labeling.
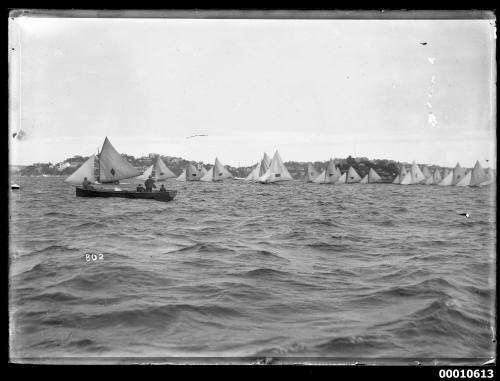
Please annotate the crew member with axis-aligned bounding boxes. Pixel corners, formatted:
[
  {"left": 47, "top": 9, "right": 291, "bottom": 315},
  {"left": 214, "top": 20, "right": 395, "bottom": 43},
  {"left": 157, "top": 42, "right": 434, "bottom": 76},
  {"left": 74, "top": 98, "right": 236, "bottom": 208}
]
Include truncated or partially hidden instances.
[
  {"left": 144, "top": 175, "right": 156, "bottom": 192},
  {"left": 82, "top": 177, "right": 94, "bottom": 190},
  {"left": 159, "top": 184, "right": 167, "bottom": 193}
]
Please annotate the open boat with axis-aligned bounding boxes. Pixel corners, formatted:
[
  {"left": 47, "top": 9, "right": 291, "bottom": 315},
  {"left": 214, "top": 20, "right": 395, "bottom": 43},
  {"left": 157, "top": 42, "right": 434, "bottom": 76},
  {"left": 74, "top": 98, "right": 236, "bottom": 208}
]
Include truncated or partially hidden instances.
[
  {"left": 66, "top": 137, "right": 177, "bottom": 202},
  {"left": 76, "top": 187, "right": 177, "bottom": 201}
]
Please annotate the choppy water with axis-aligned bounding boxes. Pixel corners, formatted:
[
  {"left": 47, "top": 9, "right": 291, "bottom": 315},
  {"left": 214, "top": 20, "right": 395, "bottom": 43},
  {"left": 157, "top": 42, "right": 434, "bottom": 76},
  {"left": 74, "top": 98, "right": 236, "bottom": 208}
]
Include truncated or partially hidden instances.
[{"left": 9, "top": 177, "right": 496, "bottom": 363}]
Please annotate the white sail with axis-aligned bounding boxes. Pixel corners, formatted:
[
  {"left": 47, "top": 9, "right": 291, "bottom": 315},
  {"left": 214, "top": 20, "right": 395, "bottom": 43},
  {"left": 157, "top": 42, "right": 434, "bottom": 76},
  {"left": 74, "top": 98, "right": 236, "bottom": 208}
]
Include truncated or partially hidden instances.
[
  {"left": 186, "top": 163, "right": 202, "bottom": 181},
  {"left": 455, "top": 170, "right": 471, "bottom": 186},
  {"left": 400, "top": 171, "right": 413, "bottom": 185},
  {"left": 260, "top": 153, "right": 271, "bottom": 177},
  {"left": 346, "top": 166, "right": 362, "bottom": 183},
  {"left": 469, "top": 161, "right": 488, "bottom": 186},
  {"left": 431, "top": 169, "right": 442, "bottom": 184},
  {"left": 392, "top": 175, "right": 400, "bottom": 184},
  {"left": 336, "top": 172, "right": 347, "bottom": 184},
  {"left": 154, "top": 157, "right": 176, "bottom": 180},
  {"left": 258, "top": 150, "right": 293, "bottom": 183},
  {"left": 325, "top": 159, "right": 340, "bottom": 183},
  {"left": 65, "top": 155, "right": 97, "bottom": 185},
  {"left": 200, "top": 166, "right": 214, "bottom": 182},
  {"left": 200, "top": 166, "right": 208, "bottom": 176},
  {"left": 313, "top": 169, "right": 326, "bottom": 184},
  {"left": 98, "top": 137, "right": 141, "bottom": 182},
  {"left": 409, "top": 161, "right": 426, "bottom": 184},
  {"left": 245, "top": 162, "right": 261, "bottom": 181},
  {"left": 368, "top": 168, "right": 382, "bottom": 183},
  {"left": 451, "top": 162, "right": 467, "bottom": 185},
  {"left": 176, "top": 169, "right": 186, "bottom": 181},
  {"left": 437, "top": 170, "right": 453, "bottom": 186},
  {"left": 307, "top": 163, "right": 320, "bottom": 182},
  {"left": 136, "top": 165, "right": 153, "bottom": 181},
  {"left": 393, "top": 164, "right": 406, "bottom": 184},
  {"left": 360, "top": 174, "right": 368, "bottom": 183}
]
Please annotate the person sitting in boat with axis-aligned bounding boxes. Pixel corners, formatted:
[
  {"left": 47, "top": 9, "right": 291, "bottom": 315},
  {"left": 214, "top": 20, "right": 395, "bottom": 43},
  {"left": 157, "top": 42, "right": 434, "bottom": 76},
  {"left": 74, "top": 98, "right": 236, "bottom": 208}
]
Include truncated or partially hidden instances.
[
  {"left": 82, "top": 177, "right": 94, "bottom": 190},
  {"left": 144, "top": 176, "right": 156, "bottom": 192},
  {"left": 159, "top": 184, "right": 167, "bottom": 193},
  {"left": 136, "top": 184, "right": 145, "bottom": 192}
]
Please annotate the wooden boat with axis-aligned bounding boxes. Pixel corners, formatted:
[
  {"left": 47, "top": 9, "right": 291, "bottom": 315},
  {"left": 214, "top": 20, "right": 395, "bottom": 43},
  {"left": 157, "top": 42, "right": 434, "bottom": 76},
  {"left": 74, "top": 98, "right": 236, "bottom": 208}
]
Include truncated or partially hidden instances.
[{"left": 76, "top": 187, "right": 177, "bottom": 202}]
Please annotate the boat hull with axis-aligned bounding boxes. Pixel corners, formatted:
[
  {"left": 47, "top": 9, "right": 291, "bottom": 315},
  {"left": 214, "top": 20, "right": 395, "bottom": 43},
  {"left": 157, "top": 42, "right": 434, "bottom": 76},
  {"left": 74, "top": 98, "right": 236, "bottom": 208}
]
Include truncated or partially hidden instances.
[{"left": 76, "top": 187, "right": 177, "bottom": 202}]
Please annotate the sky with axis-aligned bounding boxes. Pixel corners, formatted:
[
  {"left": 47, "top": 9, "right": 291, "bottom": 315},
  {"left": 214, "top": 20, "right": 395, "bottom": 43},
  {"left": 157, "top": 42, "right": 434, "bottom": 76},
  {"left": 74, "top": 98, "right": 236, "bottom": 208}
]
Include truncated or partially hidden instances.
[{"left": 9, "top": 16, "right": 496, "bottom": 168}]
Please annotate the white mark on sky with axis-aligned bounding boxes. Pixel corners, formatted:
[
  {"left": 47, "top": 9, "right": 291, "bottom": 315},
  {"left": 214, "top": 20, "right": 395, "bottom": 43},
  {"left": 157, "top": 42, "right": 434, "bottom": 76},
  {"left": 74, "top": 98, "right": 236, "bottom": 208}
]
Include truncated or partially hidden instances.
[
  {"left": 428, "top": 57, "right": 436, "bottom": 65},
  {"left": 428, "top": 112, "right": 438, "bottom": 127}
]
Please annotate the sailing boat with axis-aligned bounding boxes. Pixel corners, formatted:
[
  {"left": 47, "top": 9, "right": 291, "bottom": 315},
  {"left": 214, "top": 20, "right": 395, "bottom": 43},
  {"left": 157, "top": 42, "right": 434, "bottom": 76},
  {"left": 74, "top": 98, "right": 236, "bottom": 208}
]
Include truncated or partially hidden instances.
[
  {"left": 66, "top": 137, "right": 177, "bottom": 202},
  {"left": 409, "top": 161, "right": 426, "bottom": 184},
  {"left": 455, "top": 169, "right": 472, "bottom": 186},
  {"left": 307, "top": 163, "right": 320, "bottom": 182},
  {"left": 136, "top": 155, "right": 176, "bottom": 182},
  {"left": 245, "top": 153, "right": 271, "bottom": 181},
  {"left": 186, "top": 163, "right": 203, "bottom": 181},
  {"left": 421, "top": 165, "right": 432, "bottom": 180},
  {"left": 176, "top": 169, "right": 186, "bottom": 181},
  {"left": 469, "top": 161, "right": 489, "bottom": 187},
  {"left": 336, "top": 170, "right": 347, "bottom": 184},
  {"left": 200, "top": 158, "right": 233, "bottom": 182},
  {"left": 346, "top": 166, "right": 362, "bottom": 183},
  {"left": 313, "top": 159, "right": 340, "bottom": 184},
  {"left": 258, "top": 150, "right": 293, "bottom": 183},
  {"left": 478, "top": 168, "right": 495, "bottom": 186},
  {"left": 367, "top": 168, "right": 382, "bottom": 183},
  {"left": 437, "top": 168, "right": 453, "bottom": 186},
  {"left": 393, "top": 164, "right": 406, "bottom": 184},
  {"left": 359, "top": 174, "right": 368, "bottom": 183},
  {"left": 451, "top": 162, "right": 467, "bottom": 185}
]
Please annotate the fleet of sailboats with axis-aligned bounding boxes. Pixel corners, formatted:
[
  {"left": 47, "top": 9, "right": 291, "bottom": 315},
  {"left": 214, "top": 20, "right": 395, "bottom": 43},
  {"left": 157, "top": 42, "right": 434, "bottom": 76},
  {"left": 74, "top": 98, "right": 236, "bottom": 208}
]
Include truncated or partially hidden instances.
[{"left": 62, "top": 138, "right": 495, "bottom": 202}]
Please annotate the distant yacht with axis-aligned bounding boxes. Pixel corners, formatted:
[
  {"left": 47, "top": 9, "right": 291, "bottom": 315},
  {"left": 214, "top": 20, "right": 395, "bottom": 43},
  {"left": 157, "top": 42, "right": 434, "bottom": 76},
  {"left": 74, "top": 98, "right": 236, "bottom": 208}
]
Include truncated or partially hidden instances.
[
  {"left": 136, "top": 155, "right": 176, "bottom": 182},
  {"left": 346, "top": 166, "right": 362, "bottom": 183},
  {"left": 313, "top": 158, "right": 340, "bottom": 184},
  {"left": 200, "top": 158, "right": 233, "bottom": 182},
  {"left": 258, "top": 150, "right": 293, "bottom": 183},
  {"left": 307, "top": 163, "right": 320, "bottom": 183},
  {"left": 245, "top": 153, "right": 271, "bottom": 182}
]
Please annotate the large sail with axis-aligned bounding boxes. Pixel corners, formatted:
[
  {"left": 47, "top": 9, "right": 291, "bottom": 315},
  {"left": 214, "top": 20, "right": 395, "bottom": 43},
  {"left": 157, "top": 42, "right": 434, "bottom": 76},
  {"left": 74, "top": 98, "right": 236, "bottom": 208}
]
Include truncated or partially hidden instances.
[
  {"left": 176, "top": 169, "right": 186, "bottom": 181},
  {"left": 400, "top": 170, "right": 413, "bottom": 185},
  {"left": 186, "top": 163, "right": 202, "bottom": 181},
  {"left": 307, "top": 163, "right": 320, "bottom": 182},
  {"left": 154, "top": 157, "right": 176, "bottom": 180},
  {"left": 258, "top": 150, "right": 293, "bottom": 183},
  {"left": 202, "top": 158, "right": 232, "bottom": 182},
  {"left": 469, "top": 161, "right": 488, "bottom": 186},
  {"left": 65, "top": 155, "right": 97, "bottom": 185},
  {"left": 360, "top": 174, "right": 368, "bottom": 183},
  {"left": 368, "top": 168, "right": 382, "bottom": 183},
  {"left": 99, "top": 137, "right": 141, "bottom": 182},
  {"left": 392, "top": 175, "right": 400, "bottom": 184},
  {"left": 456, "top": 170, "right": 471, "bottom": 186},
  {"left": 451, "top": 163, "right": 466, "bottom": 185},
  {"left": 437, "top": 170, "right": 453, "bottom": 186},
  {"left": 409, "top": 161, "right": 426, "bottom": 184},
  {"left": 346, "top": 166, "right": 362, "bottom": 183},
  {"left": 245, "top": 162, "right": 261, "bottom": 181},
  {"left": 325, "top": 159, "right": 340, "bottom": 183}
]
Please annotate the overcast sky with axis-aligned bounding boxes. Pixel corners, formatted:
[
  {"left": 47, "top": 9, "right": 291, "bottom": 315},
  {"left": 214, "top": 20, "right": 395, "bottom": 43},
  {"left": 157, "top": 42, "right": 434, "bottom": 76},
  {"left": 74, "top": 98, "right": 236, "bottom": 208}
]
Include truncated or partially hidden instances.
[{"left": 9, "top": 16, "right": 496, "bottom": 168}]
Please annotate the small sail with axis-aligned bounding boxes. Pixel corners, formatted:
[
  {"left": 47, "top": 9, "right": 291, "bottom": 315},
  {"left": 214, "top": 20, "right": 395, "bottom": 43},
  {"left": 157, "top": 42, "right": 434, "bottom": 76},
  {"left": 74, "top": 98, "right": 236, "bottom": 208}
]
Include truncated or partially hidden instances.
[
  {"left": 176, "top": 169, "right": 186, "bottom": 181},
  {"left": 258, "top": 150, "right": 293, "bottom": 183},
  {"left": 208, "top": 158, "right": 233, "bottom": 181},
  {"left": 313, "top": 169, "right": 326, "bottom": 184},
  {"left": 409, "top": 161, "right": 426, "bottom": 184},
  {"left": 400, "top": 171, "right": 413, "bottom": 185},
  {"left": 437, "top": 170, "right": 453, "bottom": 186},
  {"left": 186, "top": 163, "right": 202, "bottom": 181},
  {"left": 469, "top": 161, "right": 488, "bottom": 186},
  {"left": 200, "top": 166, "right": 214, "bottom": 182},
  {"left": 346, "top": 166, "right": 362, "bottom": 183},
  {"left": 360, "top": 174, "right": 368, "bottom": 183},
  {"left": 336, "top": 172, "right": 347, "bottom": 184},
  {"left": 245, "top": 162, "right": 261, "bottom": 181},
  {"left": 307, "top": 163, "right": 319, "bottom": 182},
  {"left": 455, "top": 170, "right": 471, "bottom": 186},
  {"left": 451, "top": 162, "right": 467, "bottom": 185},
  {"left": 99, "top": 137, "right": 141, "bottom": 182},
  {"left": 136, "top": 165, "right": 153, "bottom": 181},
  {"left": 154, "top": 157, "right": 176, "bottom": 180},
  {"left": 421, "top": 165, "right": 432, "bottom": 179},
  {"left": 325, "top": 159, "right": 340, "bottom": 183},
  {"left": 368, "top": 168, "right": 382, "bottom": 183},
  {"left": 65, "top": 155, "right": 97, "bottom": 185},
  {"left": 392, "top": 175, "right": 400, "bottom": 184}
]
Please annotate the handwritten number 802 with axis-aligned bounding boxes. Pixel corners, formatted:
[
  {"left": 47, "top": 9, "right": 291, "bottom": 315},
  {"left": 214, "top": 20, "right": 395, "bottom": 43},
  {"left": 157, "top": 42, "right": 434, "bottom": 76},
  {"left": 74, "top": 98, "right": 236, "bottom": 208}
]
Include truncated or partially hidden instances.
[{"left": 85, "top": 253, "right": 103, "bottom": 262}]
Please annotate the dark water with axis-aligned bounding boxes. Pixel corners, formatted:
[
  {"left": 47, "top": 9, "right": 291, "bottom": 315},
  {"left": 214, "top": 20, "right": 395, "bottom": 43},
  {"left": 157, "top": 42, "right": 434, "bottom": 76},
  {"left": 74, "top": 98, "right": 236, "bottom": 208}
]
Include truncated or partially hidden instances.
[{"left": 9, "top": 177, "right": 496, "bottom": 362}]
